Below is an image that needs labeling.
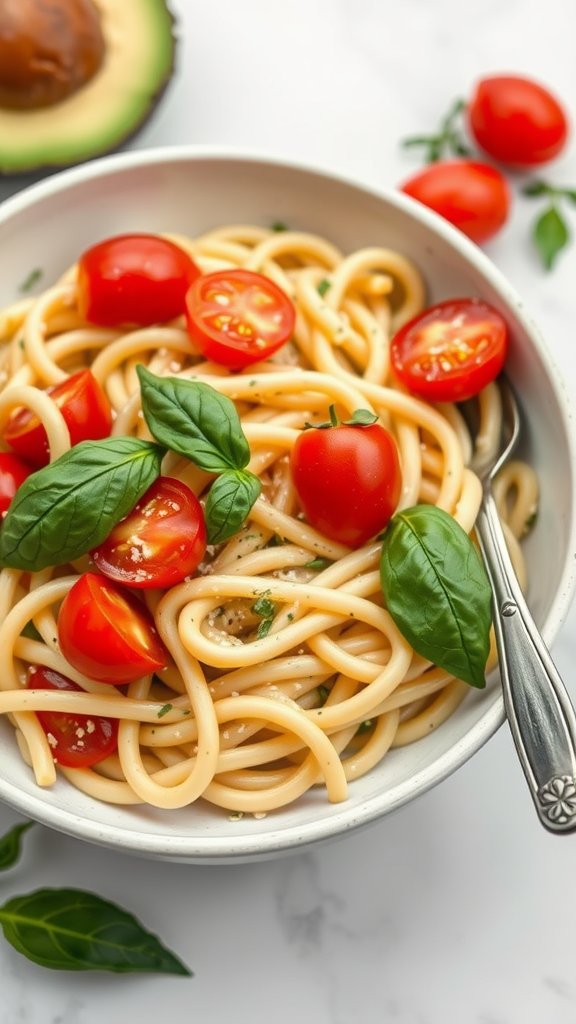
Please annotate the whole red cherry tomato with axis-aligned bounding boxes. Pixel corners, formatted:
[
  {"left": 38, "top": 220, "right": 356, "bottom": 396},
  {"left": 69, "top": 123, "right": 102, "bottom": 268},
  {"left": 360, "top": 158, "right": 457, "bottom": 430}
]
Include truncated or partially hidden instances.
[
  {"left": 185, "top": 268, "right": 296, "bottom": 370},
  {"left": 290, "top": 409, "right": 402, "bottom": 547},
  {"left": 468, "top": 74, "right": 569, "bottom": 168},
  {"left": 91, "top": 476, "right": 207, "bottom": 589},
  {"left": 3, "top": 368, "right": 112, "bottom": 469},
  {"left": 28, "top": 665, "right": 118, "bottom": 768},
  {"left": 77, "top": 233, "right": 201, "bottom": 327},
  {"left": 400, "top": 159, "right": 510, "bottom": 244},
  {"left": 390, "top": 298, "right": 507, "bottom": 403},
  {"left": 58, "top": 573, "right": 167, "bottom": 684},
  {"left": 0, "top": 452, "right": 32, "bottom": 515}
]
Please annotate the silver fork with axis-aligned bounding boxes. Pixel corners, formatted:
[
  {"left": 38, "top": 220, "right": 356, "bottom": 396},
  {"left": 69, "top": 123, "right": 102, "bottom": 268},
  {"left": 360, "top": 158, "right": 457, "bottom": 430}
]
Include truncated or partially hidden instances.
[{"left": 471, "top": 375, "right": 576, "bottom": 833}]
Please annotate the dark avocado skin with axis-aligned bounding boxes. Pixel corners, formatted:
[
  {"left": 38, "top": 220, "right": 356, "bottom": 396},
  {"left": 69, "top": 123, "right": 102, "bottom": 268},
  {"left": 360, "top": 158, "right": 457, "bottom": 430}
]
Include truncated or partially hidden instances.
[{"left": 0, "top": 0, "right": 178, "bottom": 177}]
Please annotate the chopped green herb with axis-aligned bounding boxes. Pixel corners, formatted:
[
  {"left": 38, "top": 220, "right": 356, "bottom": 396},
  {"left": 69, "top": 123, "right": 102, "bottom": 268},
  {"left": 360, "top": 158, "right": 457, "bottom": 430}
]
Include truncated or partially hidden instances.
[
  {"left": 317, "top": 278, "right": 331, "bottom": 297},
  {"left": 271, "top": 221, "right": 288, "bottom": 232},
  {"left": 356, "top": 719, "right": 374, "bottom": 734},
  {"left": 157, "top": 704, "right": 173, "bottom": 718},
  {"left": 18, "top": 268, "right": 43, "bottom": 294},
  {"left": 252, "top": 597, "right": 276, "bottom": 618},
  {"left": 305, "top": 557, "right": 332, "bottom": 571},
  {"left": 265, "top": 534, "right": 289, "bottom": 547}
]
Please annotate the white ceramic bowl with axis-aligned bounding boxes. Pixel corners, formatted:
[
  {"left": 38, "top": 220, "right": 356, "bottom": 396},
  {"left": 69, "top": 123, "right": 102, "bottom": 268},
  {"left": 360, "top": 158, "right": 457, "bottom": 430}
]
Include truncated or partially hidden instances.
[{"left": 1, "top": 147, "right": 575, "bottom": 863}]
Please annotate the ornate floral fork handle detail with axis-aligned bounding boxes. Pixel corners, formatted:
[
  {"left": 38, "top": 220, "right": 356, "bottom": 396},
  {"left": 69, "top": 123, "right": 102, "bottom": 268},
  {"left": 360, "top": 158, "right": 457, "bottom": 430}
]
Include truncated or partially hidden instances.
[{"left": 476, "top": 485, "right": 576, "bottom": 834}]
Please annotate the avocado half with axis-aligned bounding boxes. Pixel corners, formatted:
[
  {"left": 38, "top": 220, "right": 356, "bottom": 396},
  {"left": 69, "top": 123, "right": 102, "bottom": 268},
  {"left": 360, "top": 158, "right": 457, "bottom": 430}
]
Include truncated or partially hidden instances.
[{"left": 0, "top": 0, "right": 177, "bottom": 174}]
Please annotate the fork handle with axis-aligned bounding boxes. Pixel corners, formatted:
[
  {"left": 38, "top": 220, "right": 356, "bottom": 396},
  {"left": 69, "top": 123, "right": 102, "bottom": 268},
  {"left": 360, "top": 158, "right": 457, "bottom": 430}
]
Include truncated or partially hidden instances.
[{"left": 475, "top": 488, "right": 576, "bottom": 833}]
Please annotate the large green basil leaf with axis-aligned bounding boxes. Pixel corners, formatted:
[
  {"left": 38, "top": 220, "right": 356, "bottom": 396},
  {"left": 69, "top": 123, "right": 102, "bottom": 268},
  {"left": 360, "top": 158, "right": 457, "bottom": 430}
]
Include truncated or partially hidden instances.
[
  {"left": 380, "top": 504, "right": 492, "bottom": 688},
  {"left": 138, "top": 365, "right": 250, "bottom": 473},
  {"left": 0, "top": 438, "right": 165, "bottom": 572},
  {"left": 0, "top": 888, "right": 190, "bottom": 975},
  {"left": 204, "top": 469, "right": 262, "bottom": 545}
]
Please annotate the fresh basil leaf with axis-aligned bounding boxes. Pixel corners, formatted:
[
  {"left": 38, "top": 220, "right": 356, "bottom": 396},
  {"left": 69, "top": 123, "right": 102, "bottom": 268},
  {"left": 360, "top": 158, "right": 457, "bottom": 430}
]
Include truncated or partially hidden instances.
[
  {"left": 204, "top": 469, "right": 261, "bottom": 545},
  {"left": 252, "top": 597, "right": 276, "bottom": 618},
  {"left": 138, "top": 365, "right": 250, "bottom": 473},
  {"left": 0, "top": 822, "right": 35, "bottom": 871},
  {"left": 532, "top": 204, "right": 569, "bottom": 270},
  {"left": 0, "top": 888, "right": 191, "bottom": 975},
  {"left": 0, "top": 438, "right": 165, "bottom": 572},
  {"left": 380, "top": 504, "right": 492, "bottom": 688}
]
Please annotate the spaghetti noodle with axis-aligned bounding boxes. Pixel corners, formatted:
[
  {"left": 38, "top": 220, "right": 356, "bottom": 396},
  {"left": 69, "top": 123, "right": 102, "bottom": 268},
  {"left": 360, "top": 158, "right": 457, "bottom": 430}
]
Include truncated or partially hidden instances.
[{"left": 0, "top": 225, "right": 538, "bottom": 815}]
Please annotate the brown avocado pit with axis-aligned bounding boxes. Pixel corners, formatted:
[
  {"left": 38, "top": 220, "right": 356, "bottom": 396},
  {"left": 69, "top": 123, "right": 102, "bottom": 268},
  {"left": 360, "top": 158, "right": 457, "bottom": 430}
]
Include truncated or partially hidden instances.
[
  {"left": 0, "top": 0, "right": 177, "bottom": 174},
  {"left": 0, "top": 0, "right": 105, "bottom": 110}
]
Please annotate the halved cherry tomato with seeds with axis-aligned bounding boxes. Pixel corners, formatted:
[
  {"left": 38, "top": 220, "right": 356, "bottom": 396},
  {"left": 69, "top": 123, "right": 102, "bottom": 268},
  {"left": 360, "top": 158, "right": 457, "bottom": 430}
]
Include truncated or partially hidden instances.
[
  {"left": 3, "top": 368, "right": 112, "bottom": 468},
  {"left": 390, "top": 298, "right": 507, "bottom": 403},
  {"left": 0, "top": 452, "right": 32, "bottom": 515},
  {"left": 77, "top": 233, "right": 201, "bottom": 327},
  {"left": 28, "top": 665, "right": 118, "bottom": 768},
  {"left": 58, "top": 573, "right": 167, "bottom": 684},
  {"left": 185, "top": 268, "right": 296, "bottom": 370},
  {"left": 91, "top": 476, "right": 206, "bottom": 589}
]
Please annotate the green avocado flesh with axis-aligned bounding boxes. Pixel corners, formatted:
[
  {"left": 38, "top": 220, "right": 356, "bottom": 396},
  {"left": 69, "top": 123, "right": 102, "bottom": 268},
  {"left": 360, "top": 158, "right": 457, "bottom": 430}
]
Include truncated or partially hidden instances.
[{"left": 0, "top": 0, "right": 176, "bottom": 174}]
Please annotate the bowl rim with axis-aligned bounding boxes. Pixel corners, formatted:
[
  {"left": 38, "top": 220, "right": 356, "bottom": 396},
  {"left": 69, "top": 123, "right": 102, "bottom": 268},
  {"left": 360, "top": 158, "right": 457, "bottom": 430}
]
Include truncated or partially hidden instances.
[{"left": 1, "top": 144, "right": 576, "bottom": 861}]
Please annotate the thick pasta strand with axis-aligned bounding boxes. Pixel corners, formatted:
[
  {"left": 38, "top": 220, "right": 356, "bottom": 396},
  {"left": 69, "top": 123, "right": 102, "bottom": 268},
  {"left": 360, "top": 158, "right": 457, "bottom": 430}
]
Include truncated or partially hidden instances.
[{"left": 0, "top": 224, "right": 537, "bottom": 816}]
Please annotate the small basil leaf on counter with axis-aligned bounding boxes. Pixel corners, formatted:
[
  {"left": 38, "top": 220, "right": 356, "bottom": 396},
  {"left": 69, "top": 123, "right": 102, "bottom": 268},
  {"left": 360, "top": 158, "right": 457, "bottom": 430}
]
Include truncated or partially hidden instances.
[
  {"left": 0, "top": 888, "right": 191, "bottom": 975},
  {"left": 138, "top": 365, "right": 250, "bottom": 472},
  {"left": 0, "top": 438, "right": 165, "bottom": 572},
  {"left": 0, "top": 822, "right": 35, "bottom": 871},
  {"left": 380, "top": 504, "right": 492, "bottom": 688},
  {"left": 204, "top": 469, "right": 262, "bottom": 545},
  {"left": 532, "top": 204, "right": 569, "bottom": 270}
]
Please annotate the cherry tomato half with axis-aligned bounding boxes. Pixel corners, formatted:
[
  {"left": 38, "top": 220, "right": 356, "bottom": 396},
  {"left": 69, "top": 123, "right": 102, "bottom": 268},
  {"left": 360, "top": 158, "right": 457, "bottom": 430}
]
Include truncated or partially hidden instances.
[
  {"left": 468, "top": 74, "right": 569, "bottom": 168},
  {"left": 185, "top": 269, "right": 296, "bottom": 370},
  {"left": 3, "top": 368, "right": 112, "bottom": 469},
  {"left": 0, "top": 451, "right": 32, "bottom": 515},
  {"left": 77, "top": 233, "right": 201, "bottom": 327},
  {"left": 91, "top": 476, "right": 207, "bottom": 589},
  {"left": 400, "top": 159, "right": 510, "bottom": 244},
  {"left": 28, "top": 665, "right": 118, "bottom": 768},
  {"left": 290, "top": 414, "right": 402, "bottom": 547},
  {"left": 390, "top": 298, "right": 508, "bottom": 403},
  {"left": 58, "top": 573, "right": 168, "bottom": 684}
]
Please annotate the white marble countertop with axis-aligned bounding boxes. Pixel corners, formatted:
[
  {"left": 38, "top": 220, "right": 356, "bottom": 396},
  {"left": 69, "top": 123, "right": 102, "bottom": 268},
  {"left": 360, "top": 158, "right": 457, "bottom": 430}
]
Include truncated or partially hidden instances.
[{"left": 1, "top": 1, "right": 576, "bottom": 1021}]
